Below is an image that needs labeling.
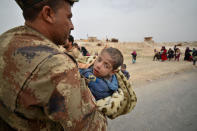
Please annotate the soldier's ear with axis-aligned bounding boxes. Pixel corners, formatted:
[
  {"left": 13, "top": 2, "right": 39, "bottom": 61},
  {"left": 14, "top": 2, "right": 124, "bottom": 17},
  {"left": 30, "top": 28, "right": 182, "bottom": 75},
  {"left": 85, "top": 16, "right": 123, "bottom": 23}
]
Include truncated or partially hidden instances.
[{"left": 41, "top": 5, "right": 55, "bottom": 24}]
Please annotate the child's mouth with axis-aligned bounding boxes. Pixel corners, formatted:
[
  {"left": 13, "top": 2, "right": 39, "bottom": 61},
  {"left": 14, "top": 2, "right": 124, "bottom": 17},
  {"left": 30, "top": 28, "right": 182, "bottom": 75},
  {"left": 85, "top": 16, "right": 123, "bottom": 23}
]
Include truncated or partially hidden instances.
[{"left": 93, "top": 69, "right": 99, "bottom": 76}]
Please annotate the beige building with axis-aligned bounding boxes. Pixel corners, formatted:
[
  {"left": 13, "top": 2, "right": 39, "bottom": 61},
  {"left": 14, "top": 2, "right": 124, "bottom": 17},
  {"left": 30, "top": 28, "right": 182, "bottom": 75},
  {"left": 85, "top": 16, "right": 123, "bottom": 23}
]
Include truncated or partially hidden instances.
[
  {"left": 144, "top": 37, "right": 154, "bottom": 43},
  {"left": 88, "top": 37, "right": 98, "bottom": 42},
  {"left": 111, "top": 38, "right": 119, "bottom": 42}
]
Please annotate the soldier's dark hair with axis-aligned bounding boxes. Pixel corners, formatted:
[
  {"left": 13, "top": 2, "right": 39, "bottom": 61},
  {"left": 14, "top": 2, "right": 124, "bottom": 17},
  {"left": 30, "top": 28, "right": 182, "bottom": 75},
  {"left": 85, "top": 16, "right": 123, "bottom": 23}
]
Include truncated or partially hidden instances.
[
  {"left": 101, "top": 47, "right": 124, "bottom": 70},
  {"left": 68, "top": 35, "right": 74, "bottom": 45},
  {"left": 22, "top": 0, "right": 74, "bottom": 21},
  {"left": 73, "top": 43, "right": 81, "bottom": 51}
]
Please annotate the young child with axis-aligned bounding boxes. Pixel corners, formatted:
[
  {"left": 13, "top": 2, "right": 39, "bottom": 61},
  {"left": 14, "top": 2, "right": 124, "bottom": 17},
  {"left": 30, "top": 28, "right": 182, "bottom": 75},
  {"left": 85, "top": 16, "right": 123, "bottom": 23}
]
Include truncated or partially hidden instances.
[
  {"left": 79, "top": 47, "right": 123, "bottom": 100},
  {"left": 121, "top": 64, "right": 130, "bottom": 80}
]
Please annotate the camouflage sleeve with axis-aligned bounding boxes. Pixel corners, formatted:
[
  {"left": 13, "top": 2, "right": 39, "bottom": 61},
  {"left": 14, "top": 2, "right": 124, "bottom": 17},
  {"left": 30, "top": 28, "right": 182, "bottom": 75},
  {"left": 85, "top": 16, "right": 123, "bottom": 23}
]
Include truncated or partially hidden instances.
[
  {"left": 78, "top": 56, "right": 97, "bottom": 69},
  {"left": 17, "top": 53, "right": 107, "bottom": 130},
  {"left": 72, "top": 47, "right": 81, "bottom": 59}
]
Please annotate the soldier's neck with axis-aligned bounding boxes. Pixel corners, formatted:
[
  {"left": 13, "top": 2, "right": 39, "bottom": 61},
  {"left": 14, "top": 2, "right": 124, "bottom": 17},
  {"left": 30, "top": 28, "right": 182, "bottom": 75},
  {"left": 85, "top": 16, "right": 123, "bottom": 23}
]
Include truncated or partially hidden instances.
[{"left": 25, "top": 21, "right": 53, "bottom": 43}]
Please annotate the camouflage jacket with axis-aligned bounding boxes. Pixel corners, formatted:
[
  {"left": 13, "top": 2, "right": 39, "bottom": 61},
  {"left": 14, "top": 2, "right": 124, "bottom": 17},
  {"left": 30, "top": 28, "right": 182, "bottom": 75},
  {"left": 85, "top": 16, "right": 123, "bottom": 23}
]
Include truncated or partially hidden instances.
[
  {"left": 0, "top": 26, "right": 107, "bottom": 131},
  {"left": 66, "top": 47, "right": 82, "bottom": 60}
]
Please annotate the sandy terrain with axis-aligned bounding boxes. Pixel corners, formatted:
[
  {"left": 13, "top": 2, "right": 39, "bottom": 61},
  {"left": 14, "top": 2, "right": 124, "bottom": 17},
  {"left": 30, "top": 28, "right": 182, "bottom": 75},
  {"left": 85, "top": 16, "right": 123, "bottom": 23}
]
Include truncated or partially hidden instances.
[
  {"left": 108, "top": 68, "right": 197, "bottom": 131},
  {"left": 78, "top": 41, "right": 197, "bottom": 87}
]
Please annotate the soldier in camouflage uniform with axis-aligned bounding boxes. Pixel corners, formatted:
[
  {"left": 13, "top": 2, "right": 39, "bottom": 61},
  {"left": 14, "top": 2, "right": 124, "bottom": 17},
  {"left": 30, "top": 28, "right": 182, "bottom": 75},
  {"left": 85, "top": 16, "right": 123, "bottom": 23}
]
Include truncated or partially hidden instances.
[
  {"left": 64, "top": 35, "right": 85, "bottom": 61},
  {"left": 0, "top": 0, "right": 107, "bottom": 130}
]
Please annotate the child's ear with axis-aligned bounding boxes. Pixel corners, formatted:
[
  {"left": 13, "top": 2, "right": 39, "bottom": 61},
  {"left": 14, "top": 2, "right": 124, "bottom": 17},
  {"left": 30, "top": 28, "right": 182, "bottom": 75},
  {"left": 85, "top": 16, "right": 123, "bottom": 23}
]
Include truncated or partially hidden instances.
[{"left": 111, "top": 69, "right": 119, "bottom": 75}]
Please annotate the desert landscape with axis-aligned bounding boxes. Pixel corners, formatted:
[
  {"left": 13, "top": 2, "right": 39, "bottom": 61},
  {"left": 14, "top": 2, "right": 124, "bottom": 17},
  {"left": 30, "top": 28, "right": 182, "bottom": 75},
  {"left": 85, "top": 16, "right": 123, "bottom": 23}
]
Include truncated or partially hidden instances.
[{"left": 77, "top": 41, "right": 197, "bottom": 87}]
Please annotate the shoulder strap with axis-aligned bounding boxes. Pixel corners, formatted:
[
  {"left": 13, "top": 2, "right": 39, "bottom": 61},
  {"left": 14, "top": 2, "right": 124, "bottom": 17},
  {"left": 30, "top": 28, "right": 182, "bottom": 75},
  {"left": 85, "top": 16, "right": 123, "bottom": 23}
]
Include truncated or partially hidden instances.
[{"left": 64, "top": 52, "right": 78, "bottom": 67}]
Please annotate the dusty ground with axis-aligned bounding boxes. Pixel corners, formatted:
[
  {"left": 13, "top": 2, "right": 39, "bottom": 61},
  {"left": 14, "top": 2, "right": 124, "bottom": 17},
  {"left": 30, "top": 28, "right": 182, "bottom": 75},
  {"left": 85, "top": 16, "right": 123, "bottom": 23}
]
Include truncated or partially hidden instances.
[
  {"left": 78, "top": 41, "right": 197, "bottom": 87},
  {"left": 108, "top": 68, "right": 197, "bottom": 131}
]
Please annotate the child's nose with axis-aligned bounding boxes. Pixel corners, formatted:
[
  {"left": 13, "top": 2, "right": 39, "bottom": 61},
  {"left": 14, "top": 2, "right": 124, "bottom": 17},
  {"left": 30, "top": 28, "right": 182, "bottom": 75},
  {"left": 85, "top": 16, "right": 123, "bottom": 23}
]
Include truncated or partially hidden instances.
[{"left": 96, "top": 62, "right": 102, "bottom": 69}]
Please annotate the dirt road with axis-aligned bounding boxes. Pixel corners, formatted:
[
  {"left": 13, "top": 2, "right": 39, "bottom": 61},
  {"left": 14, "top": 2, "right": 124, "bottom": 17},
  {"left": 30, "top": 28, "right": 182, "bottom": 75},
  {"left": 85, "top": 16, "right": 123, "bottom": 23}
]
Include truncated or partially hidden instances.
[{"left": 108, "top": 68, "right": 197, "bottom": 131}]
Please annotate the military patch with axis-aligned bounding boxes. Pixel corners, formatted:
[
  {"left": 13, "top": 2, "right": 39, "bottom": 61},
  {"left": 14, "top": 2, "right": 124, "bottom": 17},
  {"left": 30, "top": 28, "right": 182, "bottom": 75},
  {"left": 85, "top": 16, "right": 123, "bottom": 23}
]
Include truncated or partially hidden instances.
[{"left": 88, "top": 75, "right": 96, "bottom": 81}]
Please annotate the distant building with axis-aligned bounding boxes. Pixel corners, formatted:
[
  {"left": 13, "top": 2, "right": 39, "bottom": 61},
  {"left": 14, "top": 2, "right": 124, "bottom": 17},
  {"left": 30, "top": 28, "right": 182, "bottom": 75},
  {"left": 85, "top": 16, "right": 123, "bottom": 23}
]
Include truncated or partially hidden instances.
[
  {"left": 88, "top": 37, "right": 98, "bottom": 42},
  {"left": 144, "top": 37, "right": 154, "bottom": 43},
  {"left": 111, "top": 38, "right": 119, "bottom": 43}
]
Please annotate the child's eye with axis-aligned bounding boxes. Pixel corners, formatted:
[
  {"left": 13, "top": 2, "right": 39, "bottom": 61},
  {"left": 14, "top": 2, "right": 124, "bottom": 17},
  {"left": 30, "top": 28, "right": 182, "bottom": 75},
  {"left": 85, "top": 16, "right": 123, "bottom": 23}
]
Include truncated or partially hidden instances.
[{"left": 104, "top": 63, "right": 110, "bottom": 69}]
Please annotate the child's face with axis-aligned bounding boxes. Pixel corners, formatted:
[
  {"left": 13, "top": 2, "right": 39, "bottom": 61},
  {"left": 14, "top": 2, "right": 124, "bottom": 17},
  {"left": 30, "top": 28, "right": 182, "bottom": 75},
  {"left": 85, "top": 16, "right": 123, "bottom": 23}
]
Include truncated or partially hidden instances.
[
  {"left": 121, "top": 67, "right": 126, "bottom": 71},
  {"left": 93, "top": 52, "right": 115, "bottom": 78}
]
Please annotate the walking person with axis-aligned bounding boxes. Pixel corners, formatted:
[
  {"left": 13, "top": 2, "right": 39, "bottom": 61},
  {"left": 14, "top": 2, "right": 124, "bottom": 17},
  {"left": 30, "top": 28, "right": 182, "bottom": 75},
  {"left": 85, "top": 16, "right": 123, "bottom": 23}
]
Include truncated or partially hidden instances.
[{"left": 131, "top": 50, "right": 137, "bottom": 64}]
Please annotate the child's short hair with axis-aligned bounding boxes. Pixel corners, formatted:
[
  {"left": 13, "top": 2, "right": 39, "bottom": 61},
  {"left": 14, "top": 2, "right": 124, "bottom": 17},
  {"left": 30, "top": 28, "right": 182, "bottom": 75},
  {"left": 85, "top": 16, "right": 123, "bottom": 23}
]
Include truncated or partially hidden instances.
[
  {"left": 121, "top": 64, "right": 127, "bottom": 69},
  {"left": 101, "top": 47, "right": 123, "bottom": 70}
]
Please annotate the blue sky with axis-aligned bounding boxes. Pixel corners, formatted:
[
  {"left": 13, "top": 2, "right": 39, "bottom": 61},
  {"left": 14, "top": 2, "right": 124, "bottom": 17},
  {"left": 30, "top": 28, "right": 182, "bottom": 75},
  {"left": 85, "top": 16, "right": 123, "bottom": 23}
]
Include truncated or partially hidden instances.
[{"left": 0, "top": 0, "right": 197, "bottom": 42}]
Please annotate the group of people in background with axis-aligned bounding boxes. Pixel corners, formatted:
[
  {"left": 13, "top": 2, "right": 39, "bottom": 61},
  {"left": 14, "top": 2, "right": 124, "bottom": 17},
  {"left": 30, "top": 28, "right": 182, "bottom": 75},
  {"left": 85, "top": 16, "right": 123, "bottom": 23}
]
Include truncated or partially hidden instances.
[
  {"left": 64, "top": 35, "right": 197, "bottom": 86},
  {"left": 153, "top": 45, "right": 181, "bottom": 61},
  {"left": 153, "top": 45, "right": 197, "bottom": 65},
  {"left": 184, "top": 47, "right": 197, "bottom": 65}
]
